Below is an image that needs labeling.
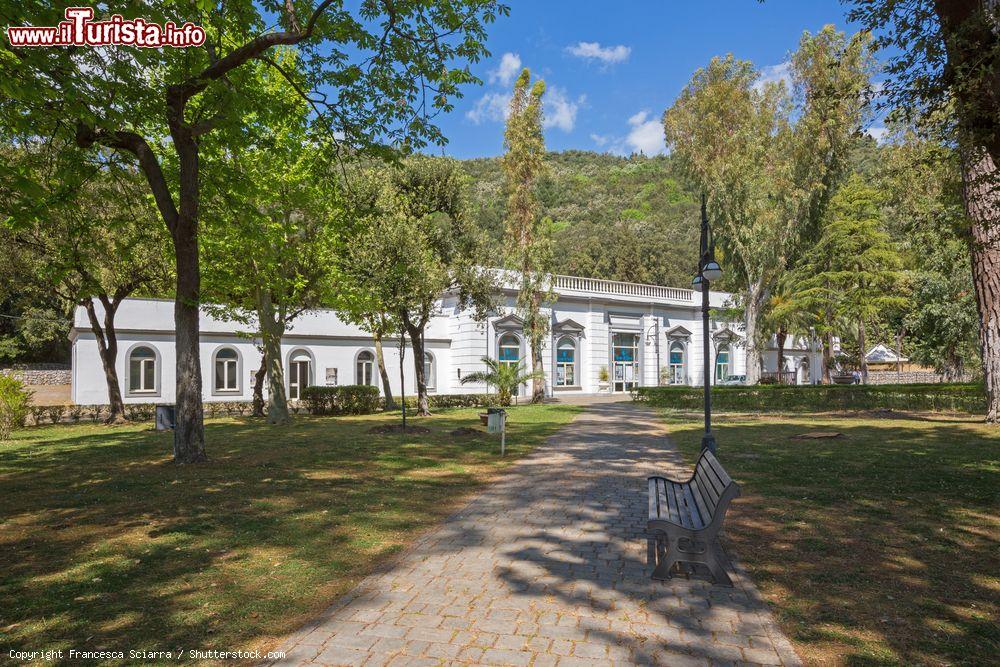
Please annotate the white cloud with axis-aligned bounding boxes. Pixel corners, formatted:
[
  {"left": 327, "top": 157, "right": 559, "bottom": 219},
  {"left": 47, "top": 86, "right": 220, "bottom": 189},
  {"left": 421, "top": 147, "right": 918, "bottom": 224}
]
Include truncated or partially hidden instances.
[
  {"left": 489, "top": 52, "right": 522, "bottom": 86},
  {"left": 465, "top": 91, "right": 512, "bottom": 124},
  {"left": 753, "top": 61, "right": 792, "bottom": 93},
  {"left": 865, "top": 126, "right": 889, "bottom": 143},
  {"left": 543, "top": 87, "right": 585, "bottom": 133},
  {"left": 625, "top": 109, "right": 665, "bottom": 155},
  {"left": 590, "top": 133, "right": 610, "bottom": 147},
  {"left": 566, "top": 41, "right": 631, "bottom": 65}
]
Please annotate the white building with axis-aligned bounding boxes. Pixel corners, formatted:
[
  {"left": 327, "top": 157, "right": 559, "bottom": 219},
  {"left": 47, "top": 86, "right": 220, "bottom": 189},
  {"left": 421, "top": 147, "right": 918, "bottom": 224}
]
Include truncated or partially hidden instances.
[{"left": 69, "top": 274, "right": 771, "bottom": 405}]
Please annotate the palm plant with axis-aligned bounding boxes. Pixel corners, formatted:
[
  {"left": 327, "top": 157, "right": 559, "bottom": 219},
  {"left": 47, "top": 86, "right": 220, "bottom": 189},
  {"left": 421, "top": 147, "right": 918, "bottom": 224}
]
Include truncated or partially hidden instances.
[{"left": 460, "top": 357, "right": 542, "bottom": 406}]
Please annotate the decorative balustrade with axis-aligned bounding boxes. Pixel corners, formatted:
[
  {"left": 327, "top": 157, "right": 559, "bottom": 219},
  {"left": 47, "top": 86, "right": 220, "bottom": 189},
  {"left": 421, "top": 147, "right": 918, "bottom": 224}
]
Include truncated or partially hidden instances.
[{"left": 553, "top": 275, "right": 694, "bottom": 303}]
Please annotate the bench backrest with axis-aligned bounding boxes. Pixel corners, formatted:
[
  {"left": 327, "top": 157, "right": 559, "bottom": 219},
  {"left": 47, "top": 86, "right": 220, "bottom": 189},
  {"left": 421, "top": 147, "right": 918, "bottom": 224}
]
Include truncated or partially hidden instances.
[{"left": 690, "top": 450, "right": 739, "bottom": 526}]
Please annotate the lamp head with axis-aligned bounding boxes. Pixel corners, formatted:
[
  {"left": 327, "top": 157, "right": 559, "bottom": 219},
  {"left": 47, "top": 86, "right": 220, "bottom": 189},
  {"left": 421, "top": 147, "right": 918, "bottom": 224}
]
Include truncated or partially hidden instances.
[
  {"left": 702, "top": 260, "right": 723, "bottom": 282},
  {"left": 691, "top": 275, "right": 705, "bottom": 292}
]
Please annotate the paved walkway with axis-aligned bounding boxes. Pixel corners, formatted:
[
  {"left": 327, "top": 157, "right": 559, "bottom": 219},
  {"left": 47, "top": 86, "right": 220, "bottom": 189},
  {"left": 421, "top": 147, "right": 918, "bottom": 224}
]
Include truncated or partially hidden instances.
[{"left": 271, "top": 403, "right": 800, "bottom": 666}]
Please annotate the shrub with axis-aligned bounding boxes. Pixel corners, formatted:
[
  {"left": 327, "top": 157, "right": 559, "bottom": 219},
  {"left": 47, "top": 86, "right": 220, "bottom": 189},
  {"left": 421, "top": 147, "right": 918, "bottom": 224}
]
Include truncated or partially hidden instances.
[
  {"left": 30, "top": 405, "right": 47, "bottom": 426},
  {"left": 395, "top": 393, "right": 500, "bottom": 410},
  {"left": 67, "top": 405, "right": 83, "bottom": 421},
  {"left": 0, "top": 376, "right": 33, "bottom": 440},
  {"left": 631, "top": 383, "right": 986, "bottom": 414},
  {"left": 45, "top": 405, "right": 64, "bottom": 424},
  {"left": 302, "top": 385, "right": 380, "bottom": 415},
  {"left": 125, "top": 404, "right": 154, "bottom": 422}
]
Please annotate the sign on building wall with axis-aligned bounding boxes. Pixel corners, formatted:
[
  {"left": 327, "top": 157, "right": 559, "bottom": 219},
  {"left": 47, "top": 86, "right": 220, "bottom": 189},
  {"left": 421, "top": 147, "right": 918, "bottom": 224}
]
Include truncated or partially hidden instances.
[{"left": 325, "top": 367, "right": 338, "bottom": 386}]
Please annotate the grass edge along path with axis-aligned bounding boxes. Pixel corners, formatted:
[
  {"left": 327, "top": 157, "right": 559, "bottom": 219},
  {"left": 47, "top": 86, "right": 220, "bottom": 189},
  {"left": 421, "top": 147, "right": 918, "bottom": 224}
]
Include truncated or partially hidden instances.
[
  {"left": 0, "top": 404, "right": 581, "bottom": 665},
  {"left": 666, "top": 411, "right": 999, "bottom": 666}
]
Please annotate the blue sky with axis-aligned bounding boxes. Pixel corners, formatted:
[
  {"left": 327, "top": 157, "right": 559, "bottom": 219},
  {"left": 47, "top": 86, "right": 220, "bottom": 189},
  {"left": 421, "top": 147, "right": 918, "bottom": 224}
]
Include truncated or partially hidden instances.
[{"left": 434, "top": 0, "right": 878, "bottom": 158}]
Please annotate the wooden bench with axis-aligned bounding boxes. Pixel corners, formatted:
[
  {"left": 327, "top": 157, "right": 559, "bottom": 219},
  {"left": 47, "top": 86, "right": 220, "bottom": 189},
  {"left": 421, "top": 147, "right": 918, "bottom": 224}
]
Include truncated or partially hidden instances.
[{"left": 647, "top": 450, "right": 740, "bottom": 586}]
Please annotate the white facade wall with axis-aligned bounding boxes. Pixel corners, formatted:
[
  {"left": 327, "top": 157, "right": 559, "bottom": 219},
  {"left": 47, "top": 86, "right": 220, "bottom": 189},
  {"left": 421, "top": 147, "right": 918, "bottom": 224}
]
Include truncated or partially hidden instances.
[{"left": 70, "top": 277, "right": 762, "bottom": 405}]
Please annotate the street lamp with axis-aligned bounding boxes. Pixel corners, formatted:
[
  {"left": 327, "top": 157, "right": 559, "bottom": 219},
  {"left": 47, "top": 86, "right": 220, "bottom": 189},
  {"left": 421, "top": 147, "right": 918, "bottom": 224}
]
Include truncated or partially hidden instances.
[{"left": 693, "top": 194, "right": 722, "bottom": 454}]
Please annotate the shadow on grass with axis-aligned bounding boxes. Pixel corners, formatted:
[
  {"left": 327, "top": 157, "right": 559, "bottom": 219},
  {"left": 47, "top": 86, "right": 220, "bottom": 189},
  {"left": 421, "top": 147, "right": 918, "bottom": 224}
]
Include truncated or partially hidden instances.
[
  {"left": 665, "top": 413, "right": 1000, "bottom": 666},
  {"left": 0, "top": 406, "right": 578, "bottom": 664}
]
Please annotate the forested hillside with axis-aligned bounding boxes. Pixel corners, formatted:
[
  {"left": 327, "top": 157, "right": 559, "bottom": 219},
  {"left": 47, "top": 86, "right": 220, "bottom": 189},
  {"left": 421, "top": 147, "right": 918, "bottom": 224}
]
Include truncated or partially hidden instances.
[{"left": 461, "top": 151, "right": 702, "bottom": 288}]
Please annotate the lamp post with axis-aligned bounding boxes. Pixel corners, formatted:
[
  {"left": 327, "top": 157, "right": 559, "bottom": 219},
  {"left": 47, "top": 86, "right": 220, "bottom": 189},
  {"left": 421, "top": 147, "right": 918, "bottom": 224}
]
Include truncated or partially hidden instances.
[{"left": 692, "top": 194, "right": 722, "bottom": 454}]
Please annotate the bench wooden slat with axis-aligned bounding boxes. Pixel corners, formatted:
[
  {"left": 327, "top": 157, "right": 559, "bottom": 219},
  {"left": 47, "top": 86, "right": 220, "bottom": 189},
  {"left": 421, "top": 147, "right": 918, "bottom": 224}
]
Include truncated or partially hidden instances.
[
  {"left": 700, "top": 458, "right": 727, "bottom": 498},
  {"left": 705, "top": 452, "right": 734, "bottom": 487},
  {"left": 648, "top": 478, "right": 659, "bottom": 519},
  {"left": 690, "top": 477, "right": 714, "bottom": 524},
  {"left": 670, "top": 481, "right": 691, "bottom": 528},
  {"left": 696, "top": 465, "right": 721, "bottom": 506},
  {"left": 681, "top": 483, "right": 705, "bottom": 529},
  {"left": 659, "top": 478, "right": 674, "bottom": 524},
  {"left": 665, "top": 479, "right": 682, "bottom": 525}
]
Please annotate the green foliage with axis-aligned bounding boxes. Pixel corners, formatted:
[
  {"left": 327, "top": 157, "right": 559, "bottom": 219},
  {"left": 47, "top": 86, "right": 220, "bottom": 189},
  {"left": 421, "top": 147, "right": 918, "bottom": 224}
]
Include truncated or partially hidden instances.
[
  {"left": 460, "top": 357, "right": 541, "bottom": 406},
  {"left": 398, "top": 393, "right": 500, "bottom": 409},
  {"left": 339, "top": 156, "right": 496, "bottom": 415},
  {"left": 878, "top": 130, "right": 979, "bottom": 378},
  {"left": 461, "top": 151, "right": 700, "bottom": 288},
  {"left": 632, "top": 383, "right": 986, "bottom": 413},
  {"left": 301, "top": 385, "right": 380, "bottom": 416},
  {"left": 785, "top": 174, "right": 908, "bottom": 376},
  {"left": 0, "top": 375, "right": 32, "bottom": 440}
]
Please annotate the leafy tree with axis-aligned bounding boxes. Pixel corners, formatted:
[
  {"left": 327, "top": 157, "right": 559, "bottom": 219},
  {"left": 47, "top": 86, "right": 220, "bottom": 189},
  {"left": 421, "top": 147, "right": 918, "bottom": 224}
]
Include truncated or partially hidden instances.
[
  {"left": 201, "top": 58, "right": 339, "bottom": 426},
  {"left": 461, "top": 152, "right": 700, "bottom": 287},
  {"left": 1, "top": 0, "right": 505, "bottom": 461},
  {"left": 664, "top": 28, "right": 876, "bottom": 383},
  {"left": 663, "top": 55, "right": 797, "bottom": 384},
  {"left": 790, "top": 175, "right": 908, "bottom": 383},
  {"left": 878, "top": 128, "right": 979, "bottom": 378},
  {"left": 0, "top": 144, "right": 170, "bottom": 422},
  {"left": 846, "top": 0, "right": 1000, "bottom": 419},
  {"left": 460, "top": 357, "right": 540, "bottom": 406},
  {"left": 340, "top": 157, "right": 494, "bottom": 416},
  {"left": 502, "top": 68, "right": 551, "bottom": 402}
]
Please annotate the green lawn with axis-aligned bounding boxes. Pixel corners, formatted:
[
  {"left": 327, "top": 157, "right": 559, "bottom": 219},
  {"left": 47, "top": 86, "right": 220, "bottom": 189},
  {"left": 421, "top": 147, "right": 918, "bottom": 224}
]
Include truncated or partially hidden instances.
[
  {"left": 666, "top": 412, "right": 999, "bottom": 666},
  {"left": 0, "top": 405, "right": 579, "bottom": 664}
]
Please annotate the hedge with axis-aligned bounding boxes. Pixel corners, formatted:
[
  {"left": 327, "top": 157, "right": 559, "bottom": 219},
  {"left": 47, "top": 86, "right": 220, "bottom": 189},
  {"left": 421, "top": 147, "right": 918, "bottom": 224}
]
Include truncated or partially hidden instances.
[
  {"left": 631, "top": 383, "right": 987, "bottom": 414},
  {"left": 301, "top": 385, "right": 380, "bottom": 415},
  {"left": 391, "top": 393, "right": 501, "bottom": 409}
]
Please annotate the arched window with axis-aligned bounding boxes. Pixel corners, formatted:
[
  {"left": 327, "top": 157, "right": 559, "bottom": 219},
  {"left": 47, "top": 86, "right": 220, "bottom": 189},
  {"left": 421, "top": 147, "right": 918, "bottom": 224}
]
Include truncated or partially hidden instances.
[
  {"left": 498, "top": 334, "right": 520, "bottom": 368},
  {"left": 214, "top": 347, "right": 240, "bottom": 393},
  {"left": 423, "top": 352, "right": 436, "bottom": 390},
  {"left": 127, "top": 345, "right": 157, "bottom": 394},
  {"left": 288, "top": 349, "right": 313, "bottom": 399},
  {"left": 356, "top": 350, "right": 375, "bottom": 386},
  {"left": 555, "top": 337, "right": 576, "bottom": 386},
  {"left": 669, "top": 342, "right": 685, "bottom": 385},
  {"left": 715, "top": 345, "right": 731, "bottom": 383}
]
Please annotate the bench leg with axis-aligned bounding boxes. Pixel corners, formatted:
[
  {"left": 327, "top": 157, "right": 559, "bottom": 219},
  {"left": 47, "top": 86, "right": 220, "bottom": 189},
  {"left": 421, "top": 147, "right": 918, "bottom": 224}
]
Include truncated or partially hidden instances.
[
  {"left": 650, "top": 533, "right": 735, "bottom": 587},
  {"left": 651, "top": 539, "right": 680, "bottom": 580},
  {"left": 705, "top": 542, "right": 734, "bottom": 587}
]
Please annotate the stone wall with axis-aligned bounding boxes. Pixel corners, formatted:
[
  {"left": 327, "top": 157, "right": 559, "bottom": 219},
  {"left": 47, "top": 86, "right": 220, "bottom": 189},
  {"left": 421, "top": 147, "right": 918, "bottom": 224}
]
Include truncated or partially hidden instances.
[
  {"left": 867, "top": 370, "right": 973, "bottom": 385},
  {"left": 0, "top": 363, "right": 72, "bottom": 385}
]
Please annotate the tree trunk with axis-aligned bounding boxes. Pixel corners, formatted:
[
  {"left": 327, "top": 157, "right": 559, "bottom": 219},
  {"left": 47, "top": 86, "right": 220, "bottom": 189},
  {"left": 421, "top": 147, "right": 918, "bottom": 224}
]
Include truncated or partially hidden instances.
[
  {"left": 81, "top": 297, "right": 126, "bottom": 423},
  {"left": 744, "top": 283, "right": 766, "bottom": 385},
  {"left": 373, "top": 332, "right": 395, "bottom": 409},
  {"left": 931, "top": 2, "right": 1000, "bottom": 420},
  {"left": 171, "top": 219, "right": 206, "bottom": 463},
  {"left": 252, "top": 349, "right": 267, "bottom": 417},
  {"left": 776, "top": 326, "right": 787, "bottom": 385},
  {"left": 258, "top": 293, "right": 290, "bottom": 425},
  {"left": 858, "top": 319, "right": 869, "bottom": 384},
  {"left": 403, "top": 317, "right": 430, "bottom": 416},
  {"left": 823, "top": 332, "right": 834, "bottom": 384},
  {"left": 530, "top": 291, "right": 545, "bottom": 403},
  {"left": 963, "top": 149, "right": 1000, "bottom": 421}
]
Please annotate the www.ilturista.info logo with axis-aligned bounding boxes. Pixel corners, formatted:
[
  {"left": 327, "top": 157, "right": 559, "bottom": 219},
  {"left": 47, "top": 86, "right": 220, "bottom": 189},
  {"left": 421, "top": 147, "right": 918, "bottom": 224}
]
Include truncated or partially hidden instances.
[{"left": 5, "top": 7, "right": 206, "bottom": 48}]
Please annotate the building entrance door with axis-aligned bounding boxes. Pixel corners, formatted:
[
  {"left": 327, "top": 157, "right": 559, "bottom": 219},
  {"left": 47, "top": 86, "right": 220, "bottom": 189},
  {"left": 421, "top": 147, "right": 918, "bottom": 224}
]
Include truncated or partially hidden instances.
[{"left": 612, "top": 332, "right": 640, "bottom": 392}]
